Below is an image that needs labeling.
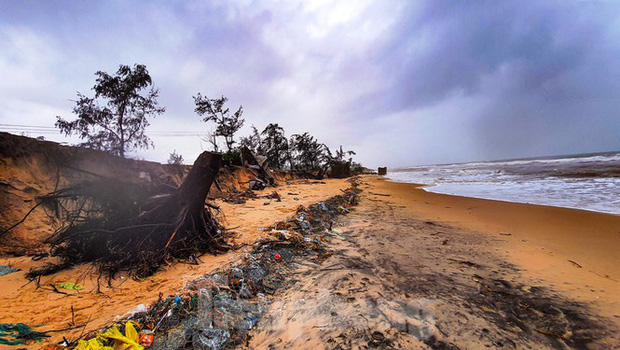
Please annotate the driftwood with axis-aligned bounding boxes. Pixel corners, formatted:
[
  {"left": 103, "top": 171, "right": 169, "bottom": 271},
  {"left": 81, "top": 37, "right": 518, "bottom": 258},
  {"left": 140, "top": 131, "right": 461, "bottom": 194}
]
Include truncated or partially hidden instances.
[{"left": 27, "top": 151, "right": 228, "bottom": 279}]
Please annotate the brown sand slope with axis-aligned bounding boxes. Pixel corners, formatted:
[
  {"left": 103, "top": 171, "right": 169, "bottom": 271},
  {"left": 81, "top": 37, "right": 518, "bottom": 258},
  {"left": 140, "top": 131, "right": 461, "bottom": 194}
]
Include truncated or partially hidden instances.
[{"left": 0, "top": 132, "right": 300, "bottom": 254}]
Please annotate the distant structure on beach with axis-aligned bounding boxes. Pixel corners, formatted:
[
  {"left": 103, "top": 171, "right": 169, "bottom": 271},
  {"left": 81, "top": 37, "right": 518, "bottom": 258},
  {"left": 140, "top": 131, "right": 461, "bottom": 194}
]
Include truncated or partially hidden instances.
[{"left": 378, "top": 167, "right": 387, "bottom": 175}]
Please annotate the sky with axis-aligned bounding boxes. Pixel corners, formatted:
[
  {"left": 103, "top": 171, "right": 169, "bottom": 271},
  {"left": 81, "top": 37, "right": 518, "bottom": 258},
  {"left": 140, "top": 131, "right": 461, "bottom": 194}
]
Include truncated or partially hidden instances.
[{"left": 1, "top": 0, "right": 620, "bottom": 168}]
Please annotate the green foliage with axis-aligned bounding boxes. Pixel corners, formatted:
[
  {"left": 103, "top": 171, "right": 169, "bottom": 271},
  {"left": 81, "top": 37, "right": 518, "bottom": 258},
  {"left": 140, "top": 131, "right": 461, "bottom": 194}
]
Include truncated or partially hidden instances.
[
  {"left": 167, "top": 150, "right": 184, "bottom": 165},
  {"left": 329, "top": 160, "right": 351, "bottom": 178},
  {"left": 239, "top": 125, "right": 262, "bottom": 155},
  {"left": 222, "top": 150, "right": 242, "bottom": 166},
  {"left": 289, "top": 132, "right": 326, "bottom": 171},
  {"left": 194, "top": 94, "right": 244, "bottom": 152},
  {"left": 55, "top": 64, "right": 165, "bottom": 158},
  {"left": 260, "top": 123, "right": 288, "bottom": 169},
  {"left": 235, "top": 122, "right": 360, "bottom": 175}
]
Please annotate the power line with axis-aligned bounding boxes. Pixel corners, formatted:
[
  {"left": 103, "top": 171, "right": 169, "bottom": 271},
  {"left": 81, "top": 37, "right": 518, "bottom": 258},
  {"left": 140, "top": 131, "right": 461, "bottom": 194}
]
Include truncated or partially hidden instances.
[
  {"left": 0, "top": 131, "right": 206, "bottom": 138},
  {"left": 0, "top": 123, "right": 206, "bottom": 137}
]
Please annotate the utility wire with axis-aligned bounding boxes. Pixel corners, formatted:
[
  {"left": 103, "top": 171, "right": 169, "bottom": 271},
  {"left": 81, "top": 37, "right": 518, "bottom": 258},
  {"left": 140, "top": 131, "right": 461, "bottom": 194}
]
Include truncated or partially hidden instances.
[{"left": 0, "top": 123, "right": 206, "bottom": 137}]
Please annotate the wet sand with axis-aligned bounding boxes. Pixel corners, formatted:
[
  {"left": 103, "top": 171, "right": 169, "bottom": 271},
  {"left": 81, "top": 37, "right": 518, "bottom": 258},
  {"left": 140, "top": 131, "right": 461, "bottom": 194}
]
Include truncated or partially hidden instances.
[
  {"left": 370, "top": 177, "right": 620, "bottom": 322},
  {"left": 250, "top": 176, "right": 620, "bottom": 348}
]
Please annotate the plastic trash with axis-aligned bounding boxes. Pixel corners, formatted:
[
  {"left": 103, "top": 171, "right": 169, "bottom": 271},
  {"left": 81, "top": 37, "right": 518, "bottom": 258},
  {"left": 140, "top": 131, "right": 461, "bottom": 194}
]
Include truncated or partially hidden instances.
[
  {"left": 245, "top": 266, "right": 266, "bottom": 285},
  {"left": 174, "top": 296, "right": 182, "bottom": 307},
  {"left": 193, "top": 326, "right": 230, "bottom": 350},
  {"left": 239, "top": 282, "right": 253, "bottom": 299},
  {"left": 138, "top": 330, "right": 154, "bottom": 348},
  {"left": 236, "top": 316, "right": 256, "bottom": 331},
  {"left": 0, "top": 266, "right": 19, "bottom": 277},
  {"left": 0, "top": 323, "right": 49, "bottom": 346},
  {"left": 274, "top": 253, "right": 282, "bottom": 262},
  {"left": 130, "top": 304, "right": 148, "bottom": 316},
  {"left": 102, "top": 322, "right": 141, "bottom": 349},
  {"left": 75, "top": 321, "right": 142, "bottom": 350},
  {"left": 59, "top": 282, "right": 84, "bottom": 291}
]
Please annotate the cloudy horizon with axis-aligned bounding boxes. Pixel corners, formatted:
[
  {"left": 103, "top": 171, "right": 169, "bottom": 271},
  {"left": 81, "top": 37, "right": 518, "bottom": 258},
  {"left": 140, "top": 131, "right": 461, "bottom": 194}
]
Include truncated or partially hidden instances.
[{"left": 1, "top": 0, "right": 620, "bottom": 168}]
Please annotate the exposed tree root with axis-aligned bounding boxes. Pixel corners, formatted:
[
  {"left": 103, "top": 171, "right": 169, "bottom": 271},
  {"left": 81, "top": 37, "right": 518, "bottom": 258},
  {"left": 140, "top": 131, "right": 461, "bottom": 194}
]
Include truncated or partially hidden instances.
[{"left": 26, "top": 151, "right": 229, "bottom": 280}]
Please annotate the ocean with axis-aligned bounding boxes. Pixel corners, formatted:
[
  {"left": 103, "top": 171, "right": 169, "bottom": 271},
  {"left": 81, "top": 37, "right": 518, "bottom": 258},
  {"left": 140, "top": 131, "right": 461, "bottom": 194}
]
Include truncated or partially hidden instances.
[{"left": 387, "top": 152, "right": 620, "bottom": 215}]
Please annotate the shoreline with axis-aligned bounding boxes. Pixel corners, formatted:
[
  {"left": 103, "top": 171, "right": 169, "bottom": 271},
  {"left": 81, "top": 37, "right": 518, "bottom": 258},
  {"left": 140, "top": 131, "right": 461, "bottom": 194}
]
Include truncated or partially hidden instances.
[
  {"left": 375, "top": 176, "right": 620, "bottom": 323},
  {"left": 391, "top": 179, "right": 620, "bottom": 216}
]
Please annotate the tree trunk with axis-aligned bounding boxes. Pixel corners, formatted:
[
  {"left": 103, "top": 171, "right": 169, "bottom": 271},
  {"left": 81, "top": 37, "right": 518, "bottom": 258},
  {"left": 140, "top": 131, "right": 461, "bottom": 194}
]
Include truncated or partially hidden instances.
[{"left": 178, "top": 151, "right": 222, "bottom": 209}]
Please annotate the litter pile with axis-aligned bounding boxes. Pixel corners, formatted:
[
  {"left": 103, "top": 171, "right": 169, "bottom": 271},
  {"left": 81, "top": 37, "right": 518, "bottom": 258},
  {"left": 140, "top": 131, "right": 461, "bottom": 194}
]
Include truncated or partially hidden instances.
[
  {"left": 221, "top": 189, "right": 257, "bottom": 205},
  {"left": 63, "top": 179, "right": 360, "bottom": 349}
]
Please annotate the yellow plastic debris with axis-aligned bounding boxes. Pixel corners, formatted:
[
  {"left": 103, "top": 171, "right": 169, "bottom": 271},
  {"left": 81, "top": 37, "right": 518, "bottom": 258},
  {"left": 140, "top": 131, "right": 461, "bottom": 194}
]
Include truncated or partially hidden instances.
[
  {"left": 101, "top": 322, "right": 142, "bottom": 350},
  {"left": 74, "top": 322, "right": 143, "bottom": 350},
  {"left": 74, "top": 337, "right": 112, "bottom": 350}
]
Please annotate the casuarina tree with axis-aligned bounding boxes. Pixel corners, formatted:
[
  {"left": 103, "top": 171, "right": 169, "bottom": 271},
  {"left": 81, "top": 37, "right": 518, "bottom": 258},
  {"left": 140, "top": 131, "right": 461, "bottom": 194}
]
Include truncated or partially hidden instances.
[
  {"left": 194, "top": 94, "right": 244, "bottom": 152},
  {"left": 289, "top": 132, "right": 325, "bottom": 171},
  {"left": 261, "top": 123, "right": 288, "bottom": 168},
  {"left": 335, "top": 145, "right": 356, "bottom": 164},
  {"left": 56, "top": 64, "right": 165, "bottom": 158},
  {"left": 239, "top": 125, "right": 262, "bottom": 154},
  {"left": 167, "top": 150, "right": 184, "bottom": 165}
]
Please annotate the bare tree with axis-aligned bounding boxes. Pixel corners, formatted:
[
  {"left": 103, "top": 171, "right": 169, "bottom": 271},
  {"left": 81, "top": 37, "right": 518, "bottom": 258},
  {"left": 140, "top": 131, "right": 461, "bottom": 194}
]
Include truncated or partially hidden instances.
[{"left": 202, "top": 129, "right": 220, "bottom": 153}]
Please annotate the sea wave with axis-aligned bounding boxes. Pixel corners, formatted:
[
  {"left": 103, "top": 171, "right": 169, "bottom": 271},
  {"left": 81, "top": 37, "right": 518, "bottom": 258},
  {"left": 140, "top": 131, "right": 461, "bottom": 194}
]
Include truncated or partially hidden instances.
[{"left": 387, "top": 152, "right": 620, "bottom": 215}]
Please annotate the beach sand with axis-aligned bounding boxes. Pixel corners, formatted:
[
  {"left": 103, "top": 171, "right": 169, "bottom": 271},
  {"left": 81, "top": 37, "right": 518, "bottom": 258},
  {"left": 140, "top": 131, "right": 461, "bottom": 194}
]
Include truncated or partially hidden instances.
[
  {"left": 249, "top": 176, "right": 620, "bottom": 348},
  {"left": 1, "top": 175, "right": 619, "bottom": 348},
  {"left": 0, "top": 178, "right": 350, "bottom": 349},
  {"left": 369, "top": 177, "right": 620, "bottom": 321}
]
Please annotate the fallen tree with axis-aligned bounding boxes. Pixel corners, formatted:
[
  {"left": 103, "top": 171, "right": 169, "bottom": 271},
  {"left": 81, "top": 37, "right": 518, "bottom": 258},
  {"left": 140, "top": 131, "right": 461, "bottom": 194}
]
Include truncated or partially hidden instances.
[{"left": 27, "top": 151, "right": 229, "bottom": 280}]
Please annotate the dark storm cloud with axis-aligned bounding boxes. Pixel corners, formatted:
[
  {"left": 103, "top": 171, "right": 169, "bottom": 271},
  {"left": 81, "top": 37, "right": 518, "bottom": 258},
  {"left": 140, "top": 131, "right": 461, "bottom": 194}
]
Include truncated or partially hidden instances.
[
  {"left": 359, "top": 1, "right": 612, "bottom": 112},
  {"left": 1, "top": 1, "right": 620, "bottom": 166},
  {"left": 346, "top": 0, "right": 620, "bottom": 164}
]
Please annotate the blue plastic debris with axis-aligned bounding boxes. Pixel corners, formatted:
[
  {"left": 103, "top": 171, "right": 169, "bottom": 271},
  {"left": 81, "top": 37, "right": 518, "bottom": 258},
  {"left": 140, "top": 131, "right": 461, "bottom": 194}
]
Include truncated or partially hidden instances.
[{"left": 0, "top": 266, "right": 19, "bottom": 277}]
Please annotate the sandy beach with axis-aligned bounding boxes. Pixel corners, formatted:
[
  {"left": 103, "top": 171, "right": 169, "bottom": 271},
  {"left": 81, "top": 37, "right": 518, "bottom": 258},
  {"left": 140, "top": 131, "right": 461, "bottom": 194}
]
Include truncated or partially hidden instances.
[
  {"left": 1, "top": 174, "right": 619, "bottom": 348},
  {"left": 0, "top": 178, "right": 351, "bottom": 349},
  {"left": 371, "top": 177, "right": 620, "bottom": 318},
  {"left": 5, "top": 1, "right": 620, "bottom": 348},
  {"left": 247, "top": 176, "right": 620, "bottom": 348}
]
